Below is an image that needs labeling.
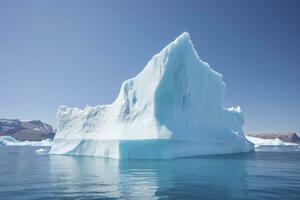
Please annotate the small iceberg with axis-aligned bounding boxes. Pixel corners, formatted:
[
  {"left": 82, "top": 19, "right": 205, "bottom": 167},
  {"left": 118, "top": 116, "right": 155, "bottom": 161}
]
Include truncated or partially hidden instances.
[
  {"left": 0, "top": 136, "right": 18, "bottom": 146},
  {"left": 35, "top": 148, "right": 49, "bottom": 154}
]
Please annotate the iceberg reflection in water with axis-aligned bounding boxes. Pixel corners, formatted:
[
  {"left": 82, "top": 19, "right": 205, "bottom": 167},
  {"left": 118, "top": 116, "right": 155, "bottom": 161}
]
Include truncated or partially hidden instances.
[
  {"left": 1, "top": 147, "right": 300, "bottom": 200},
  {"left": 49, "top": 154, "right": 250, "bottom": 199}
]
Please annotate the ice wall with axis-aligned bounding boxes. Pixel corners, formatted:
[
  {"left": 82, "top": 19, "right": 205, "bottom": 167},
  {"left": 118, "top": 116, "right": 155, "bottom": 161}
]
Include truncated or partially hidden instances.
[{"left": 50, "top": 32, "right": 254, "bottom": 159}]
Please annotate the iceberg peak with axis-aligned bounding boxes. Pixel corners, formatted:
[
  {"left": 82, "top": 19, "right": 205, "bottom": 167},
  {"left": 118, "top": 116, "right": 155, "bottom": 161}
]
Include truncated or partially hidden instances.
[
  {"left": 163, "top": 32, "right": 194, "bottom": 54},
  {"left": 50, "top": 33, "right": 254, "bottom": 159},
  {"left": 174, "top": 32, "right": 191, "bottom": 43}
]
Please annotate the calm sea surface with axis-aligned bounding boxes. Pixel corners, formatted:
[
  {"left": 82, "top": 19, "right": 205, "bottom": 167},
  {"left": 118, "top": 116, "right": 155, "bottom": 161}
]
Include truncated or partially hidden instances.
[{"left": 0, "top": 146, "right": 300, "bottom": 200}]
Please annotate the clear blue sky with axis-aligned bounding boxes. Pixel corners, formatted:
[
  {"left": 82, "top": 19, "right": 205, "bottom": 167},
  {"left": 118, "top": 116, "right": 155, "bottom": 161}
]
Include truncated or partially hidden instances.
[{"left": 0, "top": 0, "right": 299, "bottom": 133}]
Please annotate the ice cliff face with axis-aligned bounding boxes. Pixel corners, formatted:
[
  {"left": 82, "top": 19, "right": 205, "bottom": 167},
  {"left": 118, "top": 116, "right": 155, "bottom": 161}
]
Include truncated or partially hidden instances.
[{"left": 50, "top": 32, "right": 254, "bottom": 159}]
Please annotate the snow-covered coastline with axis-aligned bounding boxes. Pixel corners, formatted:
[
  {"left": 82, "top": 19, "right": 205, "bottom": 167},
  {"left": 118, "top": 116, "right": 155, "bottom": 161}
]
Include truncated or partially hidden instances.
[
  {"left": 1, "top": 135, "right": 299, "bottom": 153},
  {"left": 246, "top": 136, "right": 300, "bottom": 151},
  {"left": 246, "top": 136, "right": 298, "bottom": 147},
  {"left": 0, "top": 136, "right": 53, "bottom": 147}
]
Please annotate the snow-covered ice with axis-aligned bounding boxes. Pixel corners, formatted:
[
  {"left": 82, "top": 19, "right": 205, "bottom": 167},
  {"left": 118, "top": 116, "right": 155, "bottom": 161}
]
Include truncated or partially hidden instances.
[
  {"left": 0, "top": 136, "right": 53, "bottom": 146},
  {"left": 246, "top": 136, "right": 298, "bottom": 147},
  {"left": 246, "top": 136, "right": 300, "bottom": 151},
  {"left": 50, "top": 32, "right": 254, "bottom": 159},
  {"left": 36, "top": 148, "right": 49, "bottom": 154}
]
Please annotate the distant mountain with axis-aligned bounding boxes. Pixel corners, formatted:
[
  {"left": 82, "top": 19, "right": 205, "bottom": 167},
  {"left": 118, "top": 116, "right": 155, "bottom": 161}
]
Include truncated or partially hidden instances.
[
  {"left": 0, "top": 119, "right": 55, "bottom": 141},
  {"left": 247, "top": 133, "right": 300, "bottom": 144}
]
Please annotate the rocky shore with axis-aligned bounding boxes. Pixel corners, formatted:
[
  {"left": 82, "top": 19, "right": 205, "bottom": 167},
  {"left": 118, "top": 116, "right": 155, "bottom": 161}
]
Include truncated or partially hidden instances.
[{"left": 0, "top": 119, "right": 55, "bottom": 141}]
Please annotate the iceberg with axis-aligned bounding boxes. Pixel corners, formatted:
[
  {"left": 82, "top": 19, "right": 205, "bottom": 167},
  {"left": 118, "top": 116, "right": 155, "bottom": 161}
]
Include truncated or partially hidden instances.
[{"left": 50, "top": 32, "right": 254, "bottom": 159}]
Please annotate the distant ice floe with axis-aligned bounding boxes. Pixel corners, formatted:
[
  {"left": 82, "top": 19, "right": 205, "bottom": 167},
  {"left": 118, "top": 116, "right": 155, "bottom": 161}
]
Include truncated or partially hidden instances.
[
  {"left": 35, "top": 148, "right": 49, "bottom": 154},
  {"left": 246, "top": 136, "right": 300, "bottom": 152},
  {"left": 0, "top": 136, "right": 53, "bottom": 147}
]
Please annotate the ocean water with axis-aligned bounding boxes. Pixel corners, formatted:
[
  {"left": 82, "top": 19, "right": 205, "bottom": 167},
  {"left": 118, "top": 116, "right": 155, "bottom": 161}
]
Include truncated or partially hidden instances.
[{"left": 0, "top": 147, "right": 300, "bottom": 200}]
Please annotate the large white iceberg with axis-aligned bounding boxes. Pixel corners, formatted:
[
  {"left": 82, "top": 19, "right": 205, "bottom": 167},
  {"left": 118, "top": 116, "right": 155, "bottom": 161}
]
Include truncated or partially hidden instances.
[{"left": 50, "top": 32, "right": 254, "bottom": 159}]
